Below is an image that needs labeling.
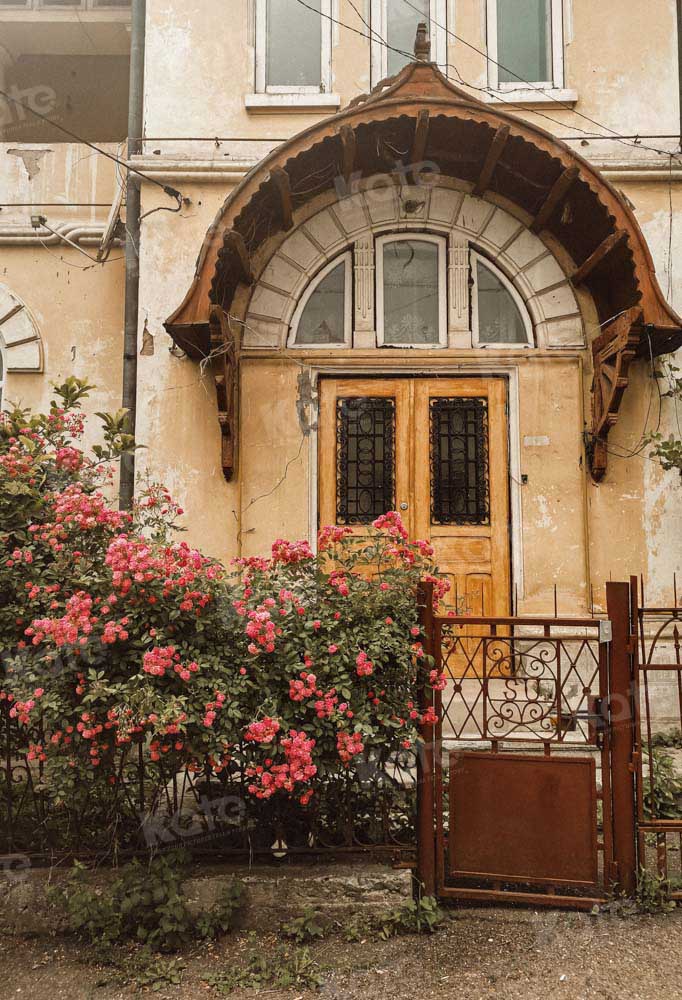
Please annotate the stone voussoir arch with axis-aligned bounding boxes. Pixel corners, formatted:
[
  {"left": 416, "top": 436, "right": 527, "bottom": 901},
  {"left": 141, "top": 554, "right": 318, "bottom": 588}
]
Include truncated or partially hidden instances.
[
  {"left": 0, "top": 283, "right": 43, "bottom": 374},
  {"left": 244, "top": 181, "right": 585, "bottom": 350}
]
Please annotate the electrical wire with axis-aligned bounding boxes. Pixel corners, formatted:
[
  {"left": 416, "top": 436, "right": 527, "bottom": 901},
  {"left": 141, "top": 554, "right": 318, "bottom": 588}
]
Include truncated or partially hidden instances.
[
  {"left": 0, "top": 85, "right": 183, "bottom": 204},
  {"left": 293, "top": 0, "right": 682, "bottom": 165}
]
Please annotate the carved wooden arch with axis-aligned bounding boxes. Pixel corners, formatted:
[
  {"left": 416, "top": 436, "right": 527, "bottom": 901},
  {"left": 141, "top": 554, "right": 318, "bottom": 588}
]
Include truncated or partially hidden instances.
[{"left": 165, "top": 58, "right": 682, "bottom": 482}]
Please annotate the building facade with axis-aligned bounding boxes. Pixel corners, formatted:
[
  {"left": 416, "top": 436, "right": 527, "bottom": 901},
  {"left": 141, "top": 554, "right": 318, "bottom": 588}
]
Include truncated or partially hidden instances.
[{"left": 1, "top": 0, "right": 681, "bottom": 615}]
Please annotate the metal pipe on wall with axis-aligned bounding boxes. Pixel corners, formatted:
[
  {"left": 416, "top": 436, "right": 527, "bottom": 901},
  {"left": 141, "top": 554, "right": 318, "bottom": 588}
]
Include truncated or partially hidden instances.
[{"left": 119, "top": 0, "right": 146, "bottom": 510}]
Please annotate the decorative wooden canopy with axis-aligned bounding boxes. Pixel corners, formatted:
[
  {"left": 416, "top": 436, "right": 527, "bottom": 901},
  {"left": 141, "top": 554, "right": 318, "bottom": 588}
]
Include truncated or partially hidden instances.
[{"left": 165, "top": 47, "right": 681, "bottom": 482}]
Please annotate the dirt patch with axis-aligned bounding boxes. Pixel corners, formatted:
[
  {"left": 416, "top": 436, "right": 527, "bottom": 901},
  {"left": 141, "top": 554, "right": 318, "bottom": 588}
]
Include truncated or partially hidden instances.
[{"left": 1, "top": 906, "right": 681, "bottom": 1000}]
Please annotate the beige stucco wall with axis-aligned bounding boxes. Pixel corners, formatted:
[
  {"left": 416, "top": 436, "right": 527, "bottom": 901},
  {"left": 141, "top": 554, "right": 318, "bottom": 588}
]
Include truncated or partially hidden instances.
[{"left": 1, "top": 0, "right": 680, "bottom": 610}]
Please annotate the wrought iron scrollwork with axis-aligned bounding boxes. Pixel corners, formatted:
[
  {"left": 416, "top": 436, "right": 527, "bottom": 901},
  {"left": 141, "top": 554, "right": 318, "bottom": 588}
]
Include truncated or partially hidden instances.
[
  {"left": 429, "top": 397, "right": 490, "bottom": 525},
  {"left": 336, "top": 396, "right": 395, "bottom": 524}
]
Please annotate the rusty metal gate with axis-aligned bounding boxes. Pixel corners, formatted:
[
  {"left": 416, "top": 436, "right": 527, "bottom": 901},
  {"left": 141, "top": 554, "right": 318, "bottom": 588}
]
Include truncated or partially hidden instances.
[
  {"left": 633, "top": 580, "right": 682, "bottom": 901},
  {"left": 416, "top": 581, "right": 638, "bottom": 909}
]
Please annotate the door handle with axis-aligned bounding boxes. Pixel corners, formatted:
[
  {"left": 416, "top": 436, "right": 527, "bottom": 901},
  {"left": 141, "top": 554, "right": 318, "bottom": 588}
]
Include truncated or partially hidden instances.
[{"left": 399, "top": 502, "right": 409, "bottom": 510}]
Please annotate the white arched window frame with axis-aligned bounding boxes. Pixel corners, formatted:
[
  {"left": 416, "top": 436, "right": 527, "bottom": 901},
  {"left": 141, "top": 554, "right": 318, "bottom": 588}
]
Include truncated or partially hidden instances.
[
  {"left": 376, "top": 232, "right": 448, "bottom": 349},
  {"left": 288, "top": 253, "right": 353, "bottom": 349},
  {"left": 470, "top": 250, "right": 534, "bottom": 348}
]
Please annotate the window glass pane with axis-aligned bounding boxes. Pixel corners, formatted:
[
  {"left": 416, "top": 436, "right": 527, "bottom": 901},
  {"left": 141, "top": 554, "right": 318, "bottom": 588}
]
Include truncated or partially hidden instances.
[
  {"left": 382, "top": 239, "right": 440, "bottom": 345},
  {"left": 337, "top": 397, "right": 395, "bottom": 524},
  {"left": 295, "top": 261, "right": 346, "bottom": 345},
  {"left": 267, "top": 0, "right": 322, "bottom": 87},
  {"left": 430, "top": 397, "right": 490, "bottom": 525},
  {"left": 497, "top": 0, "right": 551, "bottom": 84},
  {"left": 477, "top": 260, "right": 528, "bottom": 344},
  {"left": 386, "top": 0, "right": 430, "bottom": 77}
]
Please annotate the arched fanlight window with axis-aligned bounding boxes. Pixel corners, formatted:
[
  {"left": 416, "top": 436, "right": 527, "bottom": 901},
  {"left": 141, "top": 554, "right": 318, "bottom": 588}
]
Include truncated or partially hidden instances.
[
  {"left": 472, "top": 252, "right": 533, "bottom": 347},
  {"left": 289, "top": 254, "right": 352, "bottom": 347},
  {"left": 376, "top": 234, "right": 447, "bottom": 348}
]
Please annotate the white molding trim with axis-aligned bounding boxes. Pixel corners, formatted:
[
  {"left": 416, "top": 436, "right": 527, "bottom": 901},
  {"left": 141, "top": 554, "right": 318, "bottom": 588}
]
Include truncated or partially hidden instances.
[
  {"left": 483, "top": 87, "right": 577, "bottom": 107},
  {"left": 254, "top": 0, "right": 333, "bottom": 95},
  {"left": 486, "top": 0, "right": 564, "bottom": 90},
  {"left": 288, "top": 253, "right": 352, "bottom": 348},
  {"left": 245, "top": 93, "right": 341, "bottom": 113},
  {"left": 370, "top": 0, "right": 447, "bottom": 85},
  {"left": 0, "top": 284, "right": 43, "bottom": 373},
  {"left": 126, "top": 156, "right": 682, "bottom": 185}
]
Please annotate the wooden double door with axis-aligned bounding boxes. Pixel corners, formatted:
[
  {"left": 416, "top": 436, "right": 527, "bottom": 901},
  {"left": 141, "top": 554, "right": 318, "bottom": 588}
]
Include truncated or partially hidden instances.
[{"left": 318, "top": 377, "right": 511, "bottom": 617}]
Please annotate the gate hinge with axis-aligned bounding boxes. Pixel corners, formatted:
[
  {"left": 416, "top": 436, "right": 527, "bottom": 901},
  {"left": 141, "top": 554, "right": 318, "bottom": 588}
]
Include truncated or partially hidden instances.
[{"left": 608, "top": 860, "right": 620, "bottom": 883}]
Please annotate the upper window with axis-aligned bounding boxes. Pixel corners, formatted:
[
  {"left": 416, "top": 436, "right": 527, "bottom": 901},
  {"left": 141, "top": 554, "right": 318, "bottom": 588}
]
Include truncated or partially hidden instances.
[
  {"left": 288, "top": 235, "right": 534, "bottom": 350},
  {"left": 370, "top": 0, "right": 447, "bottom": 85},
  {"left": 487, "top": 0, "right": 564, "bottom": 90},
  {"left": 289, "top": 255, "right": 352, "bottom": 347},
  {"left": 255, "top": 0, "right": 332, "bottom": 93},
  {"left": 376, "top": 235, "right": 447, "bottom": 348},
  {"left": 471, "top": 253, "right": 532, "bottom": 347}
]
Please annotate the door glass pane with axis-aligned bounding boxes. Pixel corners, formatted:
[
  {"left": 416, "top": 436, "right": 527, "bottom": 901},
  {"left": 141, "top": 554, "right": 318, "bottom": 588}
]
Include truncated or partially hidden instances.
[
  {"left": 430, "top": 397, "right": 490, "bottom": 525},
  {"left": 382, "top": 239, "right": 440, "bottom": 345},
  {"left": 267, "top": 0, "right": 322, "bottom": 87},
  {"left": 386, "top": 0, "right": 430, "bottom": 77},
  {"left": 295, "top": 261, "right": 346, "bottom": 345},
  {"left": 477, "top": 260, "right": 529, "bottom": 344},
  {"left": 497, "top": 0, "right": 552, "bottom": 84},
  {"left": 336, "top": 397, "right": 395, "bottom": 524}
]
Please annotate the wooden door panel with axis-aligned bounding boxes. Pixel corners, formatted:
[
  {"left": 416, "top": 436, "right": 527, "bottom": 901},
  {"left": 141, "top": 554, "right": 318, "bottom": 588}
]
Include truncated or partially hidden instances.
[
  {"left": 318, "top": 377, "right": 511, "bottom": 672},
  {"left": 318, "top": 379, "right": 413, "bottom": 537}
]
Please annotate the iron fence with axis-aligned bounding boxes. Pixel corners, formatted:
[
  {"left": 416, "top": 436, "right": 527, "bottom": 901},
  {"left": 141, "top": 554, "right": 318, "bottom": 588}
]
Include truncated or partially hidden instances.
[
  {"left": 1, "top": 703, "right": 416, "bottom": 863},
  {"left": 635, "top": 593, "right": 682, "bottom": 900}
]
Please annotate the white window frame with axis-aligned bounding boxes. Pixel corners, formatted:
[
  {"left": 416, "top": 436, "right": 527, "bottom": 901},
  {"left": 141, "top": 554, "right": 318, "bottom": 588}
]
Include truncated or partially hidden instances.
[
  {"left": 369, "top": 0, "right": 447, "bottom": 86},
  {"left": 376, "top": 233, "right": 447, "bottom": 349},
  {"left": 289, "top": 253, "right": 353, "bottom": 349},
  {"left": 470, "top": 251, "right": 534, "bottom": 349},
  {"left": 486, "top": 0, "right": 564, "bottom": 92},
  {"left": 255, "top": 0, "right": 333, "bottom": 95}
]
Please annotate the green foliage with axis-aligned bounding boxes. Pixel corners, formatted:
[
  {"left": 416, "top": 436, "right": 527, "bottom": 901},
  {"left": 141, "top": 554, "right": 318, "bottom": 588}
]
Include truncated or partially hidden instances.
[
  {"left": 129, "top": 952, "right": 186, "bottom": 991},
  {"left": 205, "top": 943, "right": 323, "bottom": 993},
  {"left": 634, "top": 869, "right": 677, "bottom": 914},
  {"left": 646, "top": 360, "right": 682, "bottom": 477},
  {"left": 281, "top": 906, "right": 327, "bottom": 943},
  {"left": 643, "top": 748, "right": 682, "bottom": 819},
  {"left": 1, "top": 385, "right": 445, "bottom": 857},
  {"left": 376, "top": 894, "right": 445, "bottom": 939},
  {"left": 89, "top": 946, "right": 186, "bottom": 992},
  {"left": 195, "top": 880, "right": 245, "bottom": 939},
  {"left": 651, "top": 727, "right": 682, "bottom": 749},
  {"left": 51, "top": 853, "right": 246, "bottom": 953}
]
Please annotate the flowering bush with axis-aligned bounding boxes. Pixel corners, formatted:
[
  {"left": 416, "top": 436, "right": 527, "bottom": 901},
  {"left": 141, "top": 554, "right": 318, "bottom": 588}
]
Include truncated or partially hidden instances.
[{"left": 0, "top": 381, "right": 447, "bottom": 851}]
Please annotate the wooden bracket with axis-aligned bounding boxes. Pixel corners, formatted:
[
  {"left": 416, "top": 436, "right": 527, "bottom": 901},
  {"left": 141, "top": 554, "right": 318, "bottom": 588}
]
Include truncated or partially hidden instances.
[
  {"left": 208, "top": 304, "right": 241, "bottom": 481},
  {"left": 339, "top": 125, "right": 356, "bottom": 185},
  {"left": 531, "top": 166, "right": 579, "bottom": 233},
  {"left": 572, "top": 230, "right": 629, "bottom": 287},
  {"left": 222, "top": 230, "right": 253, "bottom": 286},
  {"left": 270, "top": 166, "right": 293, "bottom": 231},
  {"left": 411, "top": 109, "right": 430, "bottom": 173},
  {"left": 589, "top": 307, "right": 642, "bottom": 481},
  {"left": 473, "top": 124, "right": 510, "bottom": 197}
]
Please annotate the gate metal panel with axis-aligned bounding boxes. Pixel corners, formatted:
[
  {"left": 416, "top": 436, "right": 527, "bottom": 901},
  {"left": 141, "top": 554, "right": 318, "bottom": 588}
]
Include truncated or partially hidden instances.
[{"left": 448, "top": 752, "right": 599, "bottom": 887}]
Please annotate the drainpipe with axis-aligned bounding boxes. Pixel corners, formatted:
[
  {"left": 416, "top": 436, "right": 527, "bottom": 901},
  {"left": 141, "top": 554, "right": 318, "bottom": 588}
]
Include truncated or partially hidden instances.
[
  {"left": 119, "top": 0, "right": 146, "bottom": 510},
  {"left": 678, "top": 0, "right": 682, "bottom": 149}
]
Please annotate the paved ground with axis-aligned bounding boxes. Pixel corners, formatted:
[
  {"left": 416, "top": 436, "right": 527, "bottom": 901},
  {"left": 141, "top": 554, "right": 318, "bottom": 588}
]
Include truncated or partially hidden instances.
[{"left": 1, "top": 906, "right": 681, "bottom": 1000}]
